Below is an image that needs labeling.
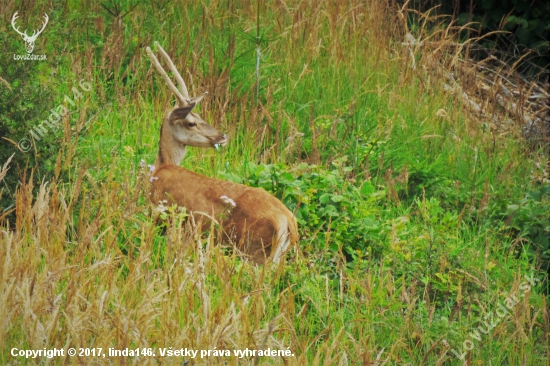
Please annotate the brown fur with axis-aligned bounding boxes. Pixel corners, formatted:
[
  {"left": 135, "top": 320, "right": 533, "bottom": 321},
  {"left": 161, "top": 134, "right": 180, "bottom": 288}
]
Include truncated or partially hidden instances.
[{"left": 150, "top": 165, "right": 298, "bottom": 264}]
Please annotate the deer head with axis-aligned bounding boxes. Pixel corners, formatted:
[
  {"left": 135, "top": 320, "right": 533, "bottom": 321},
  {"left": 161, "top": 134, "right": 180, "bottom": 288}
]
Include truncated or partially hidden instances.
[
  {"left": 146, "top": 42, "right": 227, "bottom": 167},
  {"left": 11, "top": 12, "right": 49, "bottom": 53}
]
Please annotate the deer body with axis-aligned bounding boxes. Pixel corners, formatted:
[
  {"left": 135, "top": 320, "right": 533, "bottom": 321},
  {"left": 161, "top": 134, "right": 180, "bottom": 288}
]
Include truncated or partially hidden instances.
[
  {"left": 146, "top": 43, "right": 298, "bottom": 264},
  {"left": 151, "top": 165, "right": 298, "bottom": 264}
]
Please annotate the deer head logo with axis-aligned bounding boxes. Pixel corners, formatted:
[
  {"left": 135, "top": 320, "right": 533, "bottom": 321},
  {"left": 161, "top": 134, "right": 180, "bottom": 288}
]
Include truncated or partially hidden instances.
[{"left": 11, "top": 12, "right": 49, "bottom": 54}]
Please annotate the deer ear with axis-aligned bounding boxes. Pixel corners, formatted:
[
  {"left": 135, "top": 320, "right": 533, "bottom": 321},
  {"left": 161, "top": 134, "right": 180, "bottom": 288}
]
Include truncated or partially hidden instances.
[{"left": 169, "top": 103, "right": 196, "bottom": 122}]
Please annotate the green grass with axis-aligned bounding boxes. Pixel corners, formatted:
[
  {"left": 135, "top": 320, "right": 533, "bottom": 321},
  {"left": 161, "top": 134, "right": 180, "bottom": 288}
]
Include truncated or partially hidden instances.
[{"left": 1, "top": 0, "right": 549, "bottom": 364}]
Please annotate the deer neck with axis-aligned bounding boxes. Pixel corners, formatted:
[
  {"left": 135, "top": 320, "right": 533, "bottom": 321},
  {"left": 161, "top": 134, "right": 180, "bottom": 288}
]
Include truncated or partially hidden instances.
[{"left": 155, "top": 122, "right": 187, "bottom": 168}]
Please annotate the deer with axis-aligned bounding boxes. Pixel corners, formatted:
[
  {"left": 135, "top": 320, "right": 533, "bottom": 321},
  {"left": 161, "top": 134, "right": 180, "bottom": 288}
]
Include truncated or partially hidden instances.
[{"left": 145, "top": 42, "right": 298, "bottom": 264}]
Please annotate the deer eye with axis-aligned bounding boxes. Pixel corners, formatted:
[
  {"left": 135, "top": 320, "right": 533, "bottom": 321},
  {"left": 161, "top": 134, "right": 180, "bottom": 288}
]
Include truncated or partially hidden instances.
[{"left": 187, "top": 122, "right": 197, "bottom": 128}]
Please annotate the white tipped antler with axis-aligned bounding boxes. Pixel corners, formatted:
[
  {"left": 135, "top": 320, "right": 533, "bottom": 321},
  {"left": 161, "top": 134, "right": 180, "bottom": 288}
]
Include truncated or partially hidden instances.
[
  {"left": 154, "top": 42, "right": 190, "bottom": 101},
  {"left": 147, "top": 43, "right": 196, "bottom": 107},
  {"left": 146, "top": 46, "right": 187, "bottom": 106}
]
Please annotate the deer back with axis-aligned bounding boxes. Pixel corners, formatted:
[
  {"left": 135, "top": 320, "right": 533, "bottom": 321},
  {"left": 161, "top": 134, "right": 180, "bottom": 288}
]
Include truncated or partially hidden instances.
[{"left": 151, "top": 165, "right": 298, "bottom": 264}]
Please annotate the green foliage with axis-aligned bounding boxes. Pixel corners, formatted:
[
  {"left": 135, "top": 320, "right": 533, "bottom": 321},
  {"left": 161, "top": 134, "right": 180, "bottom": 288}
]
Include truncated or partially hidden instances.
[
  {"left": 505, "top": 184, "right": 550, "bottom": 265},
  {"left": 221, "top": 157, "right": 386, "bottom": 259},
  {"left": 0, "top": 32, "right": 56, "bottom": 213}
]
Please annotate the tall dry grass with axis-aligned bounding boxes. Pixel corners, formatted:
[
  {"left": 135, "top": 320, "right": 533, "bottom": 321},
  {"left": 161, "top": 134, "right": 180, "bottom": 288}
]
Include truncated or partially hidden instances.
[{"left": 0, "top": 163, "right": 391, "bottom": 364}]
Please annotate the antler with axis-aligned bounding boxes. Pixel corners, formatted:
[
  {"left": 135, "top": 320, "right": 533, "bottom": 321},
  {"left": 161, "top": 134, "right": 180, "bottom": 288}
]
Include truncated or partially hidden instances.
[
  {"left": 146, "top": 44, "right": 190, "bottom": 107},
  {"left": 11, "top": 12, "right": 27, "bottom": 38},
  {"left": 154, "top": 42, "right": 190, "bottom": 101},
  {"left": 29, "top": 14, "right": 49, "bottom": 40}
]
